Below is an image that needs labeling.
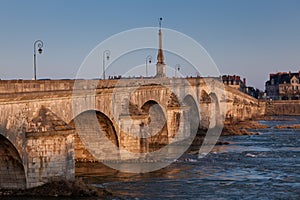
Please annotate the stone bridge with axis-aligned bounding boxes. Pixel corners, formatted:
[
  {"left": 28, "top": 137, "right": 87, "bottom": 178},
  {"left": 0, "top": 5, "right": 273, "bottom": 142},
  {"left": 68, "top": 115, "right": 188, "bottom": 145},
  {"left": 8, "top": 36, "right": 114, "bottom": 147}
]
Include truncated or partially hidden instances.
[{"left": 0, "top": 78, "right": 265, "bottom": 189}]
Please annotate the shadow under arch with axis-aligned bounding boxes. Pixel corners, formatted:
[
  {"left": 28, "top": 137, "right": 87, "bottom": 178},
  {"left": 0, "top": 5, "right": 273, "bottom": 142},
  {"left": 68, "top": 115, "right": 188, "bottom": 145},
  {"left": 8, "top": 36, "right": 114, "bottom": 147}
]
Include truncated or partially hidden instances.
[
  {"left": 140, "top": 100, "right": 168, "bottom": 152},
  {"left": 209, "top": 92, "right": 221, "bottom": 128},
  {"left": 69, "top": 110, "right": 119, "bottom": 162},
  {"left": 199, "top": 90, "right": 211, "bottom": 129},
  {"left": 182, "top": 95, "right": 200, "bottom": 135},
  {"left": 0, "top": 134, "right": 26, "bottom": 189}
]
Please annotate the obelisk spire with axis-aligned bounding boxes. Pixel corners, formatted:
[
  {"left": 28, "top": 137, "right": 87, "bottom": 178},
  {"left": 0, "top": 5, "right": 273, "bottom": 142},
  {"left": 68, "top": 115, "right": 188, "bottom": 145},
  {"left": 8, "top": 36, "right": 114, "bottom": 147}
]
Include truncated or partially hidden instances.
[{"left": 157, "top": 17, "right": 165, "bottom": 65}]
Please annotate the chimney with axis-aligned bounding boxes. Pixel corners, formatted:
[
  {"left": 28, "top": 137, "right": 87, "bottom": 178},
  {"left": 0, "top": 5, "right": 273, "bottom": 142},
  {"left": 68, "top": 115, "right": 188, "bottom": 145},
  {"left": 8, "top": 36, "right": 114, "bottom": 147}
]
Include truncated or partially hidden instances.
[{"left": 243, "top": 78, "right": 246, "bottom": 86}]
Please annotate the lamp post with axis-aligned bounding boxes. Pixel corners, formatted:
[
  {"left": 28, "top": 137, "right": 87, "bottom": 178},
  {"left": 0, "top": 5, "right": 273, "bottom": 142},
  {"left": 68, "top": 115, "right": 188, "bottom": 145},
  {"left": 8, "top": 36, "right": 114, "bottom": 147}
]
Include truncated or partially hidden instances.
[
  {"left": 102, "top": 50, "right": 110, "bottom": 80},
  {"left": 175, "top": 64, "right": 180, "bottom": 77},
  {"left": 33, "top": 40, "right": 43, "bottom": 80},
  {"left": 146, "top": 55, "right": 152, "bottom": 77}
]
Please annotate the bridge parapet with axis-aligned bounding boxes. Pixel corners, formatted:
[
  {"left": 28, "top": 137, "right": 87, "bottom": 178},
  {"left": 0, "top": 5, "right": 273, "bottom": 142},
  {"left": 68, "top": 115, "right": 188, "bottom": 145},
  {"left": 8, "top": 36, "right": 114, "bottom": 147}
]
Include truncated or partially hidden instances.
[{"left": 0, "top": 80, "right": 75, "bottom": 94}]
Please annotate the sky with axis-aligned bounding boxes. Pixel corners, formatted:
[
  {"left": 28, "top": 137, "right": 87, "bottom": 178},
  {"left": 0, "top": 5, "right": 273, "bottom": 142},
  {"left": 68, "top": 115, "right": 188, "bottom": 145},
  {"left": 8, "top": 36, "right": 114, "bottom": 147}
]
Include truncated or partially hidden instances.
[{"left": 0, "top": 0, "right": 300, "bottom": 90}]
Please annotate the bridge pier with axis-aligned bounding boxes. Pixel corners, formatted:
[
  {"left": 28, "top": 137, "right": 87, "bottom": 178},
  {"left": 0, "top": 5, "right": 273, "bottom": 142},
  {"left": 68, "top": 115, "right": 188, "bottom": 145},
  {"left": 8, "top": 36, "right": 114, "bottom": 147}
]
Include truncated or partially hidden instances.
[
  {"left": 25, "top": 130, "right": 75, "bottom": 188},
  {"left": 166, "top": 106, "right": 191, "bottom": 141},
  {"left": 119, "top": 114, "right": 149, "bottom": 156},
  {"left": 118, "top": 106, "right": 191, "bottom": 159}
]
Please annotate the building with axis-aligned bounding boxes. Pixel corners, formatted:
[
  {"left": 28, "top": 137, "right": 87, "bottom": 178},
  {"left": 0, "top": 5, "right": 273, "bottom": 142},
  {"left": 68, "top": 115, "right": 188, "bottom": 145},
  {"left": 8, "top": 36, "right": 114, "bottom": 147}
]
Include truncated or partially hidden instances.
[
  {"left": 222, "top": 75, "right": 262, "bottom": 99},
  {"left": 222, "top": 75, "right": 246, "bottom": 92},
  {"left": 245, "top": 86, "right": 261, "bottom": 99},
  {"left": 265, "top": 71, "right": 300, "bottom": 100}
]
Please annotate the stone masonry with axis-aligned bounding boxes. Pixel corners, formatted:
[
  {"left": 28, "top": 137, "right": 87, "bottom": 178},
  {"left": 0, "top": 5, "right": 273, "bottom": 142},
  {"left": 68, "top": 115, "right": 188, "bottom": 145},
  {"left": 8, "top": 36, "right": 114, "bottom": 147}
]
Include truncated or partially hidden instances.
[{"left": 0, "top": 78, "right": 265, "bottom": 189}]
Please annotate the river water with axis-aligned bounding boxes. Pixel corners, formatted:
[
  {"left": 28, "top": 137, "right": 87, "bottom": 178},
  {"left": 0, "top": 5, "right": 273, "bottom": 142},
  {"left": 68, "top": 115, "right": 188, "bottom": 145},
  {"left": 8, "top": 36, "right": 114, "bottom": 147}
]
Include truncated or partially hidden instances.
[{"left": 8, "top": 117, "right": 300, "bottom": 199}]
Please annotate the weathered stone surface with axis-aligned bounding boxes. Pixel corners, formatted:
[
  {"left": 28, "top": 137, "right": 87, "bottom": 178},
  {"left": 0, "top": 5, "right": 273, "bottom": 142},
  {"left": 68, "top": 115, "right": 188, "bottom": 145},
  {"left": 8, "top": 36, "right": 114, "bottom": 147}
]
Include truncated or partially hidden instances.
[
  {"left": 27, "top": 106, "right": 73, "bottom": 133},
  {"left": 25, "top": 130, "right": 74, "bottom": 188},
  {"left": 0, "top": 78, "right": 265, "bottom": 189},
  {"left": 265, "top": 100, "right": 300, "bottom": 116}
]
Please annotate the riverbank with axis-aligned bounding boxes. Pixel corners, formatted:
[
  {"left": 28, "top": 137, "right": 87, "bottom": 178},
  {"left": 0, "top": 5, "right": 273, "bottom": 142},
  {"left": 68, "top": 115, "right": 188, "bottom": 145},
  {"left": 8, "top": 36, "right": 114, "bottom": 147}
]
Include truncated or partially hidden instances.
[
  {"left": 274, "top": 124, "right": 300, "bottom": 129},
  {"left": 221, "top": 114, "right": 300, "bottom": 136},
  {"left": 0, "top": 179, "right": 113, "bottom": 198},
  {"left": 222, "top": 120, "right": 269, "bottom": 136},
  {"left": 189, "top": 119, "right": 270, "bottom": 151}
]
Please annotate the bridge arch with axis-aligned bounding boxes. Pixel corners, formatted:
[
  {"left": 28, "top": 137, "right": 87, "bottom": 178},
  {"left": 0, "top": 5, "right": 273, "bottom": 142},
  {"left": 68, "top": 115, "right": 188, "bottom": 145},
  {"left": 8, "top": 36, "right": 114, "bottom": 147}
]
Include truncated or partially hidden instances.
[
  {"left": 198, "top": 90, "right": 211, "bottom": 129},
  {"left": 129, "top": 85, "right": 171, "bottom": 110},
  {"left": 0, "top": 134, "right": 26, "bottom": 189},
  {"left": 183, "top": 95, "right": 200, "bottom": 135},
  {"left": 140, "top": 100, "right": 168, "bottom": 152},
  {"left": 69, "top": 110, "right": 119, "bottom": 162},
  {"left": 209, "top": 92, "right": 221, "bottom": 128}
]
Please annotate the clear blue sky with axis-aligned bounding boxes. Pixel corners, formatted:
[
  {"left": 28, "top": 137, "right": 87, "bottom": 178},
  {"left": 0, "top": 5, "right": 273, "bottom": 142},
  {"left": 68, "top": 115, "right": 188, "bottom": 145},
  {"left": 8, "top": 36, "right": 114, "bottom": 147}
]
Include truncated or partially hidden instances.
[{"left": 0, "top": 0, "right": 300, "bottom": 90}]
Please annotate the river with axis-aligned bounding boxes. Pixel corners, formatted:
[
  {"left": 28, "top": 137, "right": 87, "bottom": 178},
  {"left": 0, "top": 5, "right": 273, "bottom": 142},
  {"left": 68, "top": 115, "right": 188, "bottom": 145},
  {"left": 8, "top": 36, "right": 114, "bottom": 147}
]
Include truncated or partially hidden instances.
[{"left": 8, "top": 117, "right": 300, "bottom": 199}]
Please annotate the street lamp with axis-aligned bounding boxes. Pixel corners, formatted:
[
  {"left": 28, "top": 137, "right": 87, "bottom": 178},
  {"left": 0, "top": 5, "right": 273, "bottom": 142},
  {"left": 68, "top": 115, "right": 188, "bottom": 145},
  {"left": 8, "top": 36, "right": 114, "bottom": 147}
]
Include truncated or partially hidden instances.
[
  {"left": 33, "top": 40, "right": 43, "bottom": 80},
  {"left": 175, "top": 64, "right": 180, "bottom": 77},
  {"left": 102, "top": 50, "right": 110, "bottom": 80},
  {"left": 146, "top": 55, "right": 152, "bottom": 77}
]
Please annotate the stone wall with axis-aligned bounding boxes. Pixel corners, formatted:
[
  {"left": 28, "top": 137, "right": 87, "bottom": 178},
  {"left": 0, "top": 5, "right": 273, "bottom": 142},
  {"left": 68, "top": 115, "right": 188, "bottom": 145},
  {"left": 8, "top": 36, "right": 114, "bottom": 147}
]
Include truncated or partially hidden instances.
[
  {"left": 265, "top": 100, "right": 300, "bottom": 116},
  {"left": 25, "top": 130, "right": 74, "bottom": 188}
]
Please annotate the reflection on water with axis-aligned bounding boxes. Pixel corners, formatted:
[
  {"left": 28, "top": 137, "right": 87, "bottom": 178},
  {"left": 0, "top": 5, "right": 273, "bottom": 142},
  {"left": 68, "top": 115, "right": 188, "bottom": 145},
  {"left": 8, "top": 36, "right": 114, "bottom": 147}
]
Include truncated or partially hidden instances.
[{"left": 7, "top": 116, "right": 300, "bottom": 199}]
